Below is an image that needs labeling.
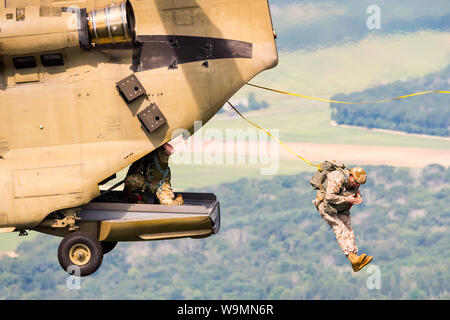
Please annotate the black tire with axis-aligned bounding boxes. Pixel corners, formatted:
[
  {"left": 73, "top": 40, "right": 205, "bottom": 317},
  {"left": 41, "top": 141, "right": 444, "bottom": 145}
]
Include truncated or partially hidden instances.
[
  {"left": 101, "top": 241, "right": 118, "bottom": 254},
  {"left": 58, "top": 232, "right": 104, "bottom": 277}
]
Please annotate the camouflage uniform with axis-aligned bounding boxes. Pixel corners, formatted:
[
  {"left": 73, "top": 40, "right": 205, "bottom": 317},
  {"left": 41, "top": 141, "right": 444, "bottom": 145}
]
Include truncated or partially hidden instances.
[
  {"left": 313, "top": 169, "right": 359, "bottom": 256},
  {"left": 122, "top": 147, "right": 183, "bottom": 206}
]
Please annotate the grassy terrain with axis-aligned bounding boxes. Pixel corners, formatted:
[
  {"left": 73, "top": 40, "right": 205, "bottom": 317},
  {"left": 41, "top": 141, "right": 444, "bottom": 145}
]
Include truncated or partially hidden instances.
[
  {"left": 213, "top": 31, "right": 450, "bottom": 149},
  {"left": 170, "top": 159, "right": 317, "bottom": 190},
  {"left": 208, "top": 101, "right": 450, "bottom": 149},
  {"left": 258, "top": 30, "right": 450, "bottom": 99}
]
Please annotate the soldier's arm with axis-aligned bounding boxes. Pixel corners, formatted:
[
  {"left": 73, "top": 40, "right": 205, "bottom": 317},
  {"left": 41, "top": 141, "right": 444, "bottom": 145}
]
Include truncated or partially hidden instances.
[
  {"left": 127, "top": 157, "right": 144, "bottom": 175},
  {"left": 158, "top": 147, "right": 170, "bottom": 164},
  {"left": 325, "top": 171, "right": 355, "bottom": 204}
]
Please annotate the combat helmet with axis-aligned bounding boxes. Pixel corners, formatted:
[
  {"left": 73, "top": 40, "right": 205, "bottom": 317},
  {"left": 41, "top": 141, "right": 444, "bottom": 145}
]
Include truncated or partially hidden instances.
[{"left": 349, "top": 167, "right": 367, "bottom": 184}]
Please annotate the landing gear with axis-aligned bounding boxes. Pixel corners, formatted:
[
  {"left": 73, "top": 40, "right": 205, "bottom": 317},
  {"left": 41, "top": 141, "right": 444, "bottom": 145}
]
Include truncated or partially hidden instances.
[{"left": 58, "top": 232, "right": 104, "bottom": 277}]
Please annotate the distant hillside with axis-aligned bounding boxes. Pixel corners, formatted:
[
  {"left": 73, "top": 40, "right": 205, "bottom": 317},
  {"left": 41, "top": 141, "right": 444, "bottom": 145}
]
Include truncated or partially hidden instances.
[
  {"left": 0, "top": 164, "right": 449, "bottom": 300},
  {"left": 330, "top": 67, "right": 450, "bottom": 136}
]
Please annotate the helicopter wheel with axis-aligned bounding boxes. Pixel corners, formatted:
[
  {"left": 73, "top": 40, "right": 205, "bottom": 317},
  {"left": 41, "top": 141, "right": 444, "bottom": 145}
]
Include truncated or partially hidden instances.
[
  {"left": 58, "top": 232, "right": 104, "bottom": 277},
  {"left": 101, "top": 241, "right": 118, "bottom": 254}
]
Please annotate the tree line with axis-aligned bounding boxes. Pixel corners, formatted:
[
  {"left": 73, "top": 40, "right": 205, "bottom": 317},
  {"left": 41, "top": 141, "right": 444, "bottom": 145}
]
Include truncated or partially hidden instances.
[{"left": 330, "top": 66, "right": 450, "bottom": 137}]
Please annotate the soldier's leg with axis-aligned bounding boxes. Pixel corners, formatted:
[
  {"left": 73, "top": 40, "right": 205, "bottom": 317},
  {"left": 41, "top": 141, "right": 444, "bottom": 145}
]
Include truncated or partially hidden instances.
[
  {"left": 337, "top": 213, "right": 358, "bottom": 255},
  {"left": 340, "top": 211, "right": 373, "bottom": 271},
  {"left": 122, "top": 174, "right": 146, "bottom": 203},
  {"left": 317, "top": 204, "right": 358, "bottom": 256},
  {"left": 147, "top": 182, "right": 160, "bottom": 203},
  {"left": 155, "top": 182, "right": 184, "bottom": 206}
]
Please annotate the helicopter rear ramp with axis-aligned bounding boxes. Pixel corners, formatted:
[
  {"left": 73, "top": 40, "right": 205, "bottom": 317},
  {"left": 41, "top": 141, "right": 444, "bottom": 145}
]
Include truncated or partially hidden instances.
[{"left": 79, "top": 192, "right": 220, "bottom": 242}]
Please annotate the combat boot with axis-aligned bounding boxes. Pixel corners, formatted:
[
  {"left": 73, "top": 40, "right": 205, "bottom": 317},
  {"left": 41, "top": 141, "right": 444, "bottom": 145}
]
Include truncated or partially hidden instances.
[
  {"left": 347, "top": 253, "right": 366, "bottom": 271},
  {"left": 354, "top": 255, "right": 373, "bottom": 272},
  {"left": 166, "top": 194, "right": 183, "bottom": 206},
  {"left": 348, "top": 253, "right": 372, "bottom": 272},
  {"left": 174, "top": 194, "right": 184, "bottom": 205},
  {"left": 158, "top": 194, "right": 184, "bottom": 206}
]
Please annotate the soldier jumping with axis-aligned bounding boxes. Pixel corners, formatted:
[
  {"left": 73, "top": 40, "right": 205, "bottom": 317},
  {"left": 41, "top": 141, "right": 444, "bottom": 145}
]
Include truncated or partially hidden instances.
[{"left": 312, "top": 162, "right": 373, "bottom": 272}]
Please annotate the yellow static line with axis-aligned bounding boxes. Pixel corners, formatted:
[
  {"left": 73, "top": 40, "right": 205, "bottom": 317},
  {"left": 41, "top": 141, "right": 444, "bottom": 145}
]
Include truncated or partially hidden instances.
[
  {"left": 226, "top": 101, "right": 321, "bottom": 170},
  {"left": 246, "top": 83, "right": 450, "bottom": 104},
  {"left": 230, "top": 83, "right": 450, "bottom": 169}
]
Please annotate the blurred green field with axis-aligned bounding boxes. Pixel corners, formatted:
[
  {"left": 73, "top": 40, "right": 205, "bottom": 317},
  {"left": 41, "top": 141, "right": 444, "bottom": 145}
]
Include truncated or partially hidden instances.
[
  {"left": 212, "top": 95, "right": 450, "bottom": 149},
  {"left": 0, "top": 231, "right": 38, "bottom": 253},
  {"left": 217, "top": 30, "right": 450, "bottom": 149},
  {"left": 171, "top": 158, "right": 317, "bottom": 190}
]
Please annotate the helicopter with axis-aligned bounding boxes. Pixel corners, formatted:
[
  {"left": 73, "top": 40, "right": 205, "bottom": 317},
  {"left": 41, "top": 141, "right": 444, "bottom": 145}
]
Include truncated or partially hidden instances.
[{"left": 0, "top": 0, "right": 278, "bottom": 276}]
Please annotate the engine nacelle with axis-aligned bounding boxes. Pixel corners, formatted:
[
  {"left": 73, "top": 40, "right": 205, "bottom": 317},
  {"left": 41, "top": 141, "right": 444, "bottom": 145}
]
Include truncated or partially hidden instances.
[
  {"left": 87, "top": 0, "right": 136, "bottom": 47},
  {"left": 0, "top": 1, "right": 135, "bottom": 56}
]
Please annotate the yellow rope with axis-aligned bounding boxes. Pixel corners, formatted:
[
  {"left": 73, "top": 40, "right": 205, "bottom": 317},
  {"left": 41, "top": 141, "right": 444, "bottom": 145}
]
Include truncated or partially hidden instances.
[
  {"left": 231, "top": 83, "right": 449, "bottom": 168},
  {"left": 227, "top": 101, "right": 321, "bottom": 169},
  {"left": 246, "top": 83, "right": 450, "bottom": 104}
]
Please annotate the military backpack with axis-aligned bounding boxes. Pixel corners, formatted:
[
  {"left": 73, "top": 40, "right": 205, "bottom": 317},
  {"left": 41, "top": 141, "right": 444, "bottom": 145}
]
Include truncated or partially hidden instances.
[{"left": 310, "top": 160, "right": 346, "bottom": 191}]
